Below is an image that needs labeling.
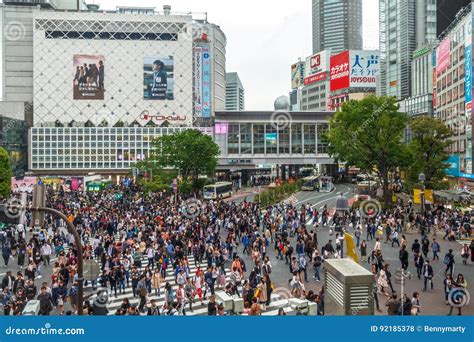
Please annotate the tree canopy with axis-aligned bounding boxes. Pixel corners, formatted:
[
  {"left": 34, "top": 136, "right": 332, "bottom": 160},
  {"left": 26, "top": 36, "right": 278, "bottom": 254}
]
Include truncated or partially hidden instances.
[
  {"left": 0, "top": 147, "right": 13, "bottom": 199},
  {"left": 406, "top": 116, "right": 452, "bottom": 190},
  {"left": 326, "top": 96, "right": 409, "bottom": 206},
  {"left": 148, "top": 129, "right": 220, "bottom": 180}
]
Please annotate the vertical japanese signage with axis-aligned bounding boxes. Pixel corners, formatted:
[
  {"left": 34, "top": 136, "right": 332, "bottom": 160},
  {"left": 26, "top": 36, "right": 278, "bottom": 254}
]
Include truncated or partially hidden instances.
[
  {"left": 465, "top": 18, "right": 472, "bottom": 116},
  {"left": 436, "top": 37, "right": 451, "bottom": 75},
  {"left": 433, "top": 48, "right": 437, "bottom": 114},
  {"left": 202, "top": 45, "right": 211, "bottom": 118},
  {"left": 349, "top": 50, "right": 379, "bottom": 88},
  {"left": 194, "top": 47, "right": 203, "bottom": 117},
  {"left": 330, "top": 50, "right": 350, "bottom": 91}
]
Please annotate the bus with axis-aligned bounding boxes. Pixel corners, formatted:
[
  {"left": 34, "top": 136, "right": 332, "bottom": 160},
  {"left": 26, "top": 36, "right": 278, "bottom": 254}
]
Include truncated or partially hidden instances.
[
  {"left": 301, "top": 176, "right": 320, "bottom": 191},
  {"left": 203, "top": 182, "right": 233, "bottom": 200}
]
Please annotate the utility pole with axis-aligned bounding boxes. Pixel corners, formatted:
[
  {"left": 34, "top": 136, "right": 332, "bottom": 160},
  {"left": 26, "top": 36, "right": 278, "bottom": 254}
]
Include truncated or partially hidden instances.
[
  {"left": 32, "top": 184, "right": 84, "bottom": 315},
  {"left": 395, "top": 268, "right": 412, "bottom": 316}
]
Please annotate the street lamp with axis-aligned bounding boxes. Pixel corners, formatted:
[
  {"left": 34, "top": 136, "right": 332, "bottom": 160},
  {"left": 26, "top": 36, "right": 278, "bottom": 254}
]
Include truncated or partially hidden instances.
[{"left": 418, "top": 173, "right": 426, "bottom": 214}]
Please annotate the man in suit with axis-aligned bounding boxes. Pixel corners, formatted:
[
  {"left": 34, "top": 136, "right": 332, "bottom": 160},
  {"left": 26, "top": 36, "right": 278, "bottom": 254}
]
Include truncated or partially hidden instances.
[
  {"left": 1, "top": 271, "right": 14, "bottom": 291},
  {"left": 422, "top": 260, "right": 434, "bottom": 291}
]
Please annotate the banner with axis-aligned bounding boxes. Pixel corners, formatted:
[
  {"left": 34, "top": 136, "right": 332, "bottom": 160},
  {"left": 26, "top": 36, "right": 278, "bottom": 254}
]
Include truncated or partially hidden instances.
[
  {"left": 194, "top": 47, "right": 203, "bottom": 116},
  {"left": 11, "top": 177, "right": 37, "bottom": 193},
  {"left": 413, "top": 189, "right": 434, "bottom": 205},
  {"left": 330, "top": 50, "right": 350, "bottom": 91},
  {"left": 349, "top": 50, "right": 379, "bottom": 88},
  {"left": 143, "top": 56, "right": 174, "bottom": 100},
  {"left": 436, "top": 37, "right": 451, "bottom": 75},
  {"left": 0, "top": 316, "right": 471, "bottom": 342},
  {"left": 73, "top": 55, "right": 105, "bottom": 100},
  {"left": 291, "top": 62, "right": 304, "bottom": 89},
  {"left": 202, "top": 45, "right": 211, "bottom": 118},
  {"left": 465, "top": 18, "right": 472, "bottom": 116}
]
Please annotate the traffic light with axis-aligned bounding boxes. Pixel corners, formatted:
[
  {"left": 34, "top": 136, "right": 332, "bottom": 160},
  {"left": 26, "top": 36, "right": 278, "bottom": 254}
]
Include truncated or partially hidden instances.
[{"left": 32, "top": 184, "right": 46, "bottom": 228}]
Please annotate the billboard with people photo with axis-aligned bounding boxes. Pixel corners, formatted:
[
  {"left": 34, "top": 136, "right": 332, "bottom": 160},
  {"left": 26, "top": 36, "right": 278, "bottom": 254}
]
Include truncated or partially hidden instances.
[
  {"left": 73, "top": 54, "right": 105, "bottom": 100},
  {"left": 143, "top": 56, "right": 174, "bottom": 100}
]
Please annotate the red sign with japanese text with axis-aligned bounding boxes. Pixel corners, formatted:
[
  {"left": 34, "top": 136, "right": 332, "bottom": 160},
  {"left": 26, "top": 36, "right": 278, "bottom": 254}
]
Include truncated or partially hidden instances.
[{"left": 330, "top": 51, "right": 350, "bottom": 92}]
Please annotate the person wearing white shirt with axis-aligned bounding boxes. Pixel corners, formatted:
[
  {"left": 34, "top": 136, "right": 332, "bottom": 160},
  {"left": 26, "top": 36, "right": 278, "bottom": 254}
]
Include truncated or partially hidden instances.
[{"left": 40, "top": 243, "right": 52, "bottom": 266}]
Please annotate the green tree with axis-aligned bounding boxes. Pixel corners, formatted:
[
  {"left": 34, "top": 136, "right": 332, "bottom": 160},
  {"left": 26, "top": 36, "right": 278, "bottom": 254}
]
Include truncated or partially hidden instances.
[
  {"left": 325, "top": 96, "right": 409, "bottom": 207},
  {"left": 148, "top": 129, "right": 220, "bottom": 181},
  {"left": 406, "top": 116, "right": 452, "bottom": 190},
  {"left": 0, "top": 147, "right": 13, "bottom": 199}
]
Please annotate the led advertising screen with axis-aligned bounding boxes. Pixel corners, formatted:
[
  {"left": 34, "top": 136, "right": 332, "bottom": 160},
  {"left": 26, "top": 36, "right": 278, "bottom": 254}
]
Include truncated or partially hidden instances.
[
  {"left": 73, "top": 54, "right": 105, "bottom": 100},
  {"left": 143, "top": 56, "right": 174, "bottom": 100}
]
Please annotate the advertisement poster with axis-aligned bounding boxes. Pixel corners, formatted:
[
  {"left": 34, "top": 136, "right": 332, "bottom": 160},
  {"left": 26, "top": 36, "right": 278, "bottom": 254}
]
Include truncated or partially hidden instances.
[
  {"left": 202, "top": 45, "right": 211, "bottom": 117},
  {"left": 304, "top": 51, "right": 328, "bottom": 86},
  {"left": 291, "top": 62, "right": 304, "bottom": 89},
  {"left": 143, "top": 56, "right": 174, "bottom": 100},
  {"left": 73, "top": 54, "right": 105, "bottom": 100},
  {"left": 194, "top": 47, "right": 203, "bottom": 117},
  {"left": 330, "top": 50, "right": 350, "bottom": 91},
  {"left": 465, "top": 19, "right": 472, "bottom": 116},
  {"left": 349, "top": 50, "right": 379, "bottom": 88},
  {"left": 11, "top": 177, "right": 37, "bottom": 193},
  {"left": 436, "top": 37, "right": 451, "bottom": 75}
]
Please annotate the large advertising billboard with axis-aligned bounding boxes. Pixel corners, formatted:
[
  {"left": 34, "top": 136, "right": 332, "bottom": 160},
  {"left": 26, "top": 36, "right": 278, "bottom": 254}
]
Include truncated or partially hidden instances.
[
  {"left": 143, "top": 56, "right": 174, "bottom": 100},
  {"left": 11, "top": 177, "right": 37, "bottom": 193},
  {"left": 291, "top": 62, "right": 304, "bottom": 89},
  {"left": 202, "top": 45, "right": 211, "bottom": 117},
  {"left": 465, "top": 18, "right": 472, "bottom": 115},
  {"left": 349, "top": 50, "right": 379, "bottom": 88},
  {"left": 436, "top": 37, "right": 451, "bottom": 75},
  {"left": 194, "top": 47, "right": 203, "bottom": 116},
  {"left": 305, "top": 51, "right": 329, "bottom": 77},
  {"left": 330, "top": 50, "right": 350, "bottom": 91},
  {"left": 73, "top": 54, "right": 105, "bottom": 100}
]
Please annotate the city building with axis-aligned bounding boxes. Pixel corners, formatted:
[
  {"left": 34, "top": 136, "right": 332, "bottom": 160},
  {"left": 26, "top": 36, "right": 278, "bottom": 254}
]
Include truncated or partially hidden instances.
[
  {"left": 225, "top": 72, "right": 245, "bottom": 111},
  {"left": 214, "top": 108, "right": 334, "bottom": 184},
  {"left": 434, "top": 2, "right": 473, "bottom": 187},
  {"left": 402, "top": 45, "right": 436, "bottom": 117},
  {"left": 193, "top": 20, "right": 227, "bottom": 126},
  {"left": 0, "top": 114, "right": 28, "bottom": 176},
  {"left": 312, "top": 0, "right": 363, "bottom": 54},
  {"left": 300, "top": 50, "right": 331, "bottom": 111},
  {"left": 379, "top": 0, "right": 436, "bottom": 99}
]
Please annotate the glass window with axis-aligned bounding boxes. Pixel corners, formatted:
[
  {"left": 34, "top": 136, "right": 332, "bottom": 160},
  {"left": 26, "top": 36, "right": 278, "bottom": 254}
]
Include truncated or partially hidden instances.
[
  {"left": 304, "top": 125, "right": 316, "bottom": 154},
  {"left": 253, "top": 124, "right": 265, "bottom": 154},
  {"left": 317, "top": 123, "right": 329, "bottom": 154},
  {"left": 240, "top": 124, "right": 252, "bottom": 155},
  {"left": 265, "top": 124, "right": 277, "bottom": 154},
  {"left": 291, "top": 124, "right": 303, "bottom": 154},
  {"left": 279, "top": 126, "right": 290, "bottom": 154}
]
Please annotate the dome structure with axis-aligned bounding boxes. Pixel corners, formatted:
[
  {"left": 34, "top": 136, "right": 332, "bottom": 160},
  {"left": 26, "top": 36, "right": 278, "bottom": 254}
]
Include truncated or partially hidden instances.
[{"left": 274, "top": 96, "right": 291, "bottom": 111}]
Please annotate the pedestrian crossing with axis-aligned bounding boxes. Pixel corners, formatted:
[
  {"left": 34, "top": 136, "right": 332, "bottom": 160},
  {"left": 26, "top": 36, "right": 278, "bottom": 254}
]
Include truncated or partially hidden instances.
[{"left": 82, "top": 252, "right": 296, "bottom": 316}]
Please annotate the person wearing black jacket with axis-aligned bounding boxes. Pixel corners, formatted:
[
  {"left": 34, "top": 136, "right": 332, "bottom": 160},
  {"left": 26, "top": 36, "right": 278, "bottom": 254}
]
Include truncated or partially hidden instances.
[
  {"left": 1, "top": 271, "right": 14, "bottom": 291},
  {"left": 37, "top": 286, "right": 54, "bottom": 316},
  {"left": 422, "top": 260, "right": 434, "bottom": 291},
  {"left": 399, "top": 245, "right": 409, "bottom": 270}
]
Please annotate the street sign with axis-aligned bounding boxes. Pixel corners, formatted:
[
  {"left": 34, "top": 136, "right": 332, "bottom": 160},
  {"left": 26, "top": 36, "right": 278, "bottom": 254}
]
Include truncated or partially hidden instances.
[{"left": 83, "top": 260, "right": 101, "bottom": 281}]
